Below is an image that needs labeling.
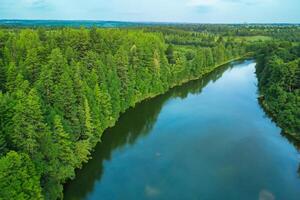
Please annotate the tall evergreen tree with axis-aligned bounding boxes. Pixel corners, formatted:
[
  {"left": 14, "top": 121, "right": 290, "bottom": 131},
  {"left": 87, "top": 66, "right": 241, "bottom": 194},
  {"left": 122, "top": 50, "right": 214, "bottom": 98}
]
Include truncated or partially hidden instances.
[
  {"left": 6, "top": 62, "right": 18, "bottom": 92},
  {"left": 94, "top": 83, "right": 113, "bottom": 128},
  {"left": 11, "top": 88, "right": 49, "bottom": 160},
  {"left": 24, "top": 48, "right": 41, "bottom": 83},
  {"left": 0, "top": 93, "right": 7, "bottom": 156},
  {"left": 0, "top": 151, "right": 43, "bottom": 200},
  {"left": 52, "top": 115, "right": 75, "bottom": 180},
  {"left": 115, "top": 47, "right": 130, "bottom": 110},
  {"left": 0, "top": 59, "right": 6, "bottom": 91},
  {"left": 83, "top": 97, "right": 93, "bottom": 140}
]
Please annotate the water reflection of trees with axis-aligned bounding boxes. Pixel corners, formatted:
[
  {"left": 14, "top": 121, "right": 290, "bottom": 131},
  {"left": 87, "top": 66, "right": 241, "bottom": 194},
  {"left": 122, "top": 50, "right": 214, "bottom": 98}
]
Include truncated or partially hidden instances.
[
  {"left": 64, "top": 60, "right": 300, "bottom": 199},
  {"left": 280, "top": 132, "right": 300, "bottom": 177},
  {"left": 63, "top": 63, "right": 232, "bottom": 200},
  {"left": 287, "top": 137, "right": 300, "bottom": 177}
]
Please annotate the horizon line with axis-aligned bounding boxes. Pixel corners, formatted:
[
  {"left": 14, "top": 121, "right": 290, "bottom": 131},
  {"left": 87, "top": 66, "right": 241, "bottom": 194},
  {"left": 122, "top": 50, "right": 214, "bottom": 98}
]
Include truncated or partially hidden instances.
[{"left": 0, "top": 19, "right": 299, "bottom": 25}]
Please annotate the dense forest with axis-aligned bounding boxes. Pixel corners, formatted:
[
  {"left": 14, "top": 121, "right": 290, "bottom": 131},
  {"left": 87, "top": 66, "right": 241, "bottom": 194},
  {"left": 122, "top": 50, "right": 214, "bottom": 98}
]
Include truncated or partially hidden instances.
[
  {"left": 0, "top": 24, "right": 299, "bottom": 199},
  {"left": 256, "top": 42, "right": 300, "bottom": 139},
  {"left": 0, "top": 26, "right": 248, "bottom": 199}
]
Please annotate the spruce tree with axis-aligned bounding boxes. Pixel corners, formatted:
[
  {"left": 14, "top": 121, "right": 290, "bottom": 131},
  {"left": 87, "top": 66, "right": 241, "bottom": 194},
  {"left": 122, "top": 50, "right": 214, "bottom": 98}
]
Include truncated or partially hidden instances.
[
  {"left": 24, "top": 48, "right": 40, "bottom": 83},
  {"left": 0, "top": 151, "right": 43, "bottom": 200},
  {"left": 83, "top": 97, "right": 93, "bottom": 140},
  {"left": 11, "top": 88, "right": 49, "bottom": 159},
  {"left": 94, "top": 83, "right": 113, "bottom": 128}
]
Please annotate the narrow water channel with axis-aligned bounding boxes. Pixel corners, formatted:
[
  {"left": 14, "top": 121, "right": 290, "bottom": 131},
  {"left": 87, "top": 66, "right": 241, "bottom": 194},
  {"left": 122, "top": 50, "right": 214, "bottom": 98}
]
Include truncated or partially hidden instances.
[{"left": 64, "top": 60, "right": 300, "bottom": 200}]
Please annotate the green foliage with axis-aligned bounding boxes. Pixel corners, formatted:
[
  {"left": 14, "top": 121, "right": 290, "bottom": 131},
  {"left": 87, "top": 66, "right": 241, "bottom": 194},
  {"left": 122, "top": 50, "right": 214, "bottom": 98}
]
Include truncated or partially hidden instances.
[
  {"left": 0, "top": 26, "right": 248, "bottom": 199},
  {"left": 256, "top": 42, "right": 300, "bottom": 138},
  {"left": 2, "top": 24, "right": 298, "bottom": 199},
  {"left": 166, "top": 44, "right": 176, "bottom": 64},
  {"left": 0, "top": 151, "right": 43, "bottom": 200},
  {"left": 52, "top": 115, "right": 74, "bottom": 174},
  {"left": 24, "top": 48, "right": 41, "bottom": 83},
  {"left": 0, "top": 93, "right": 7, "bottom": 156},
  {"left": 10, "top": 88, "right": 50, "bottom": 160}
]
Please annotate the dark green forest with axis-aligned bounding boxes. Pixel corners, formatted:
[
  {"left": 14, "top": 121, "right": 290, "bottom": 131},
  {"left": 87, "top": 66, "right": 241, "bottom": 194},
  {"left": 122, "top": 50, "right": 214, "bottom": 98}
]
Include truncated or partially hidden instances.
[
  {"left": 0, "top": 24, "right": 299, "bottom": 200},
  {"left": 256, "top": 42, "right": 300, "bottom": 139}
]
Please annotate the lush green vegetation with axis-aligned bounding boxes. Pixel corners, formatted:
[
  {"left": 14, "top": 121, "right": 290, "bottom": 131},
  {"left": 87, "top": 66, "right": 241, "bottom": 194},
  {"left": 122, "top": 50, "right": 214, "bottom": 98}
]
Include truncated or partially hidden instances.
[
  {"left": 256, "top": 42, "right": 300, "bottom": 139},
  {"left": 170, "top": 24, "right": 300, "bottom": 42},
  {"left": 0, "top": 26, "right": 248, "bottom": 199},
  {"left": 0, "top": 23, "right": 299, "bottom": 199}
]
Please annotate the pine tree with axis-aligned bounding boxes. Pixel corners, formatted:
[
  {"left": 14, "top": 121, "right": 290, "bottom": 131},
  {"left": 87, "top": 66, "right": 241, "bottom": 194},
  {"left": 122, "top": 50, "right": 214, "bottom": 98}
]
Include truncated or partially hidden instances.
[
  {"left": 72, "top": 28, "right": 90, "bottom": 59},
  {"left": 53, "top": 115, "right": 73, "bottom": 162},
  {"left": 71, "top": 64, "right": 86, "bottom": 139},
  {"left": 52, "top": 115, "right": 75, "bottom": 181},
  {"left": 83, "top": 97, "right": 93, "bottom": 140},
  {"left": 36, "top": 64, "right": 55, "bottom": 106},
  {"left": 6, "top": 62, "right": 18, "bottom": 92},
  {"left": 11, "top": 88, "right": 49, "bottom": 159},
  {"left": 48, "top": 48, "right": 67, "bottom": 84},
  {"left": 0, "top": 151, "right": 43, "bottom": 200},
  {"left": 0, "top": 92, "right": 7, "bottom": 157},
  {"left": 115, "top": 48, "right": 130, "bottom": 110},
  {"left": 74, "top": 140, "right": 91, "bottom": 168},
  {"left": 0, "top": 59, "right": 6, "bottom": 91},
  {"left": 54, "top": 71, "right": 76, "bottom": 125},
  {"left": 24, "top": 48, "right": 41, "bottom": 83},
  {"left": 0, "top": 93, "right": 7, "bottom": 156},
  {"left": 192, "top": 49, "right": 204, "bottom": 76},
  {"left": 94, "top": 83, "right": 113, "bottom": 128},
  {"left": 106, "top": 54, "right": 121, "bottom": 119},
  {"left": 129, "top": 45, "right": 139, "bottom": 69},
  {"left": 204, "top": 48, "right": 214, "bottom": 68},
  {"left": 151, "top": 50, "right": 163, "bottom": 93}
]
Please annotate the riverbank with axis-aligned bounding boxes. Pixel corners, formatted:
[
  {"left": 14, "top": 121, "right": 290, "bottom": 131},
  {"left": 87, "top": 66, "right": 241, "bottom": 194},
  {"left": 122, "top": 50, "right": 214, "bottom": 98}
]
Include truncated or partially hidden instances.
[
  {"left": 128, "top": 55, "right": 250, "bottom": 109},
  {"left": 64, "top": 59, "right": 300, "bottom": 200},
  {"left": 258, "top": 97, "right": 300, "bottom": 141},
  {"left": 63, "top": 55, "right": 249, "bottom": 188},
  {"left": 255, "top": 45, "right": 300, "bottom": 142},
  {"left": 99, "top": 55, "right": 249, "bottom": 133}
]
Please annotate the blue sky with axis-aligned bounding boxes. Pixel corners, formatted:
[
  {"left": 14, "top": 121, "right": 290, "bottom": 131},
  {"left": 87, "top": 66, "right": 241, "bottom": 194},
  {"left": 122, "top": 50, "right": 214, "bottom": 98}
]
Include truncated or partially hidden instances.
[{"left": 0, "top": 0, "right": 299, "bottom": 23}]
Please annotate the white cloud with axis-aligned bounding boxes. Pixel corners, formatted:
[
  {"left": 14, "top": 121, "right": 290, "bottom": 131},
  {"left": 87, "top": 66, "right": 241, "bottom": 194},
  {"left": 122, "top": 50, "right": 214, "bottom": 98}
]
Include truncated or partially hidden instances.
[{"left": 0, "top": 0, "right": 298, "bottom": 23}]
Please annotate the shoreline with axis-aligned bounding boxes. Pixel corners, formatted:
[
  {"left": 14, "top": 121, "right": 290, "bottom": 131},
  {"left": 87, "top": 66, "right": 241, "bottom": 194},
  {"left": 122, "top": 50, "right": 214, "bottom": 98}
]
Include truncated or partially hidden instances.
[
  {"left": 63, "top": 55, "right": 250, "bottom": 191},
  {"left": 258, "top": 96, "right": 300, "bottom": 142}
]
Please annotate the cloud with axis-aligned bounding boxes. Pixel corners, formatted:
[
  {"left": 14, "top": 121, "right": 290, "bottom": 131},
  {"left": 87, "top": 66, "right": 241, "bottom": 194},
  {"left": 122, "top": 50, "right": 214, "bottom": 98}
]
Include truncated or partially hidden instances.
[
  {"left": 23, "top": 0, "right": 52, "bottom": 9},
  {"left": 0, "top": 0, "right": 52, "bottom": 9},
  {"left": 187, "top": 0, "right": 280, "bottom": 19},
  {"left": 187, "top": 0, "right": 276, "bottom": 7},
  {"left": 0, "top": 0, "right": 298, "bottom": 23}
]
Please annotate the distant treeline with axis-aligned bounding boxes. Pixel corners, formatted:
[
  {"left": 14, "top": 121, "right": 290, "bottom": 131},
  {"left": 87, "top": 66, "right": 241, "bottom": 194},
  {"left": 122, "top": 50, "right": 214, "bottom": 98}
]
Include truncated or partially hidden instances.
[
  {"left": 0, "top": 27, "right": 247, "bottom": 199},
  {"left": 169, "top": 24, "right": 300, "bottom": 42}
]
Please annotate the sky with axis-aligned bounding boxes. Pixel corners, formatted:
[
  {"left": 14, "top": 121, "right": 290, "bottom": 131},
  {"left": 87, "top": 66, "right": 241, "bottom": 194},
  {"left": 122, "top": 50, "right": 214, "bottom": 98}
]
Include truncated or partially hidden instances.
[{"left": 0, "top": 0, "right": 299, "bottom": 23}]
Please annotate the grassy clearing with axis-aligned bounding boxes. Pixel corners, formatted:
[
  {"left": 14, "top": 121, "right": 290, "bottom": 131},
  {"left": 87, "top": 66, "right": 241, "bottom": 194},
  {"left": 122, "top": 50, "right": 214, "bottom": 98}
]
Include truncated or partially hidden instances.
[{"left": 234, "top": 36, "right": 272, "bottom": 42}]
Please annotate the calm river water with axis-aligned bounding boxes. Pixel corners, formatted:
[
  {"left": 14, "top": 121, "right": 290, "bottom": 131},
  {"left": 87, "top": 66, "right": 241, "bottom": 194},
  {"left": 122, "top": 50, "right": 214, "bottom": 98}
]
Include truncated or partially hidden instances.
[{"left": 64, "top": 60, "right": 300, "bottom": 200}]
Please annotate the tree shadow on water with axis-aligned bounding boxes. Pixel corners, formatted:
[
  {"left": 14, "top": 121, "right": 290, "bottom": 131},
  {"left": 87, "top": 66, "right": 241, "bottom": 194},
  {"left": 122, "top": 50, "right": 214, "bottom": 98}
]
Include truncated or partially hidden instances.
[{"left": 63, "top": 63, "right": 233, "bottom": 200}]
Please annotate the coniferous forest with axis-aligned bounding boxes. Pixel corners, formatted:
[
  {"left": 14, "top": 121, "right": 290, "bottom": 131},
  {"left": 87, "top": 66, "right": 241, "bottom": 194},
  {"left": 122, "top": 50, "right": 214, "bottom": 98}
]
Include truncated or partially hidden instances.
[{"left": 0, "top": 24, "right": 299, "bottom": 199}]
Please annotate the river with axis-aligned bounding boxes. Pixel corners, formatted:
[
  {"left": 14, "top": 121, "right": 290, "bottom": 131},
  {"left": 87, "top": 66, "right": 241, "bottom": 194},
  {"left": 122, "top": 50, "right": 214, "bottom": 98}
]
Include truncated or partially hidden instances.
[{"left": 64, "top": 60, "right": 300, "bottom": 200}]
